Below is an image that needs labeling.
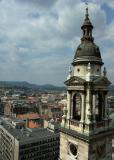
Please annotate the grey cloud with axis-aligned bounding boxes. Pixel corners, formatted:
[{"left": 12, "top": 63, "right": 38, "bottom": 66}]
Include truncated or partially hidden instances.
[
  {"left": 0, "top": 0, "right": 112, "bottom": 85},
  {"left": 16, "top": 0, "right": 58, "bottom": 9},
  {"left": 103, "top": 0, "right": 114, "bottom": 10}
]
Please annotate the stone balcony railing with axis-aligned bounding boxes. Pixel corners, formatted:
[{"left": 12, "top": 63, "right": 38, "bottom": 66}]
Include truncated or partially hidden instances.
[
  {"left": 96, "top": 121, "right": 104, "bottom": 128},
  {"left": 70, "top": 119, "right": 80, "bottom": 127},
  {"left": 69, "top": 118, "right": 112, "bottom": 132},
  {"left": 96, "top": 119, "right": 112, "bottom": 128}
]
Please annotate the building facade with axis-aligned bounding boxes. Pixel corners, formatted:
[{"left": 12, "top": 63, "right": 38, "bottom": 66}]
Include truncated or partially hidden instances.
[
  {"left": 0, "top": 117, "right": 59, "bottom": 160},
  {"left": 60, "top": 7, "right": 113, "bottom": 160}
]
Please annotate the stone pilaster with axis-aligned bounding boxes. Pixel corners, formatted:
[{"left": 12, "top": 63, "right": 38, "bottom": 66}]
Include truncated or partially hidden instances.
[
  {"left": 67, "top": 91, "right": 71, "bottom": 120},
  {"left": 92, "top": 94, "right": 96, "bottom": 123},
  {"left": 80, "top": 93, "right": 85, "bottom": 123},
  {"left": 85, "top": 88, "right": 92, "bottom": 124},
  {"left": 70, "top": 96, "right": 73, "bottom": 120},
  {"left": 104, "top": 94, "right": 108, "bottom": 119}
]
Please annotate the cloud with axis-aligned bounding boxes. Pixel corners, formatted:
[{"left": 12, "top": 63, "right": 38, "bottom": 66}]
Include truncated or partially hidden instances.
[
  {"left": 16, "top": 0, "right": 58, "bottom": 9},
  {"left": 103, "top": 0, "right": 114, "bottom": 10},
  {"left": 0, "top": 0, "right": 112, "bottom": 85},
  {"left": 102, "top": 48, "right": 114, "bottom": 82}
]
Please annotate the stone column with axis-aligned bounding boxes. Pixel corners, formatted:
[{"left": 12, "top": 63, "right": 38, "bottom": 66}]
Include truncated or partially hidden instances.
[
  {"left": 67, "top": 91, "right": 71, "bottom": 120},
  {"left": 104, "top": 94, "right": 108, "bottom": 119},
  {"left": 69, "top": 92, "right": 74, "bottom": 120},
  {"left": 70, "top": 97, "right": 73, "bottom": 119},
  {"left": 92, "top": 94, "right": 96, "bottom": 123},
  {"left": 104, "top": 93, "right": 110, "bottom": 129},
  {"left": 85, "top": 88, "right": 92, "bottom": 124},
  {"left": 85, "top": 28, "right": 88, "bottom": 36},
  {"left": 101, "top": 93, "right": 104, "bottom": 120},
  {"left": 80, "top": 93, "right": 85, "bottom": 123}
]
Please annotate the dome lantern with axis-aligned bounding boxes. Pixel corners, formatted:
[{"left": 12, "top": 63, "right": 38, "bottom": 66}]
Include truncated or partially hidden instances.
[{"left": 81, "top": 7, "right": 94, "bottom": 42}]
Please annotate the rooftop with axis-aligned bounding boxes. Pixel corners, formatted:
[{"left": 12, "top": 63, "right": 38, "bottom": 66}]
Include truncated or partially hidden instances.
[
  {"left": 0, "top": 117, "right": 56, "bottom": 142},
  {"left": 17, "top": 113, "right": 40, "bottom": 119}
]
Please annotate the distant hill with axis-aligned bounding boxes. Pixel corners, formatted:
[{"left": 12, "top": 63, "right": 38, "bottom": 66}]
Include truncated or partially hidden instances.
[
  {"left": 0, "top": 81, "right": 66, "bottom": 91},
  {"left": 0, "top": 81, "right": 114, "bottom": 93}
]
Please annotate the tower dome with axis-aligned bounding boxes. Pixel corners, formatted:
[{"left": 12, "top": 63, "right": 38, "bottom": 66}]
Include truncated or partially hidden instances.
[{"left": 72, "top": 7, "right": 103, "bottom": 66}]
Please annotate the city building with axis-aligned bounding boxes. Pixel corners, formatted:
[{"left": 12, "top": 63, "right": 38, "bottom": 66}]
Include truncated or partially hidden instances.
[
  {"left": 4, "top": 99, "right": 31, "bottom": 116},
  {"left": 60, "top": 7, "right": 113, "bottom": 160},
  {"left": 17, "top": 113, "right": 44, "bottom": 128},
  {"left": 50, "top": 107, "right": 63, "bottom": 122},
  {"left": 0, "top": 117, "right": 59, "bottom": 160}
]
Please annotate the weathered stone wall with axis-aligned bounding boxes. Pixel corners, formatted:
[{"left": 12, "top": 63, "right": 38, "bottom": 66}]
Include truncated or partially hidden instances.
[
  {"left": 60, "top": 132, "right": 88, "bottom": 160},
  {"left": 60, "top": 131, "right": 112, "bottom": 160}
]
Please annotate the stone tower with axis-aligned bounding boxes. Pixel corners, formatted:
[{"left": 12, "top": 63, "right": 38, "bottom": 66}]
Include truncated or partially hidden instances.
[{"left": 60, "top": 7, "right": 113, "bottom": 160}]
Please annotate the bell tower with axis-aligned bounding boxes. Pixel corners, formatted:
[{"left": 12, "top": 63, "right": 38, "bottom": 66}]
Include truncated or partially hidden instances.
[{"left": 60, "top": 7, "right": 113, "bottom": 160}]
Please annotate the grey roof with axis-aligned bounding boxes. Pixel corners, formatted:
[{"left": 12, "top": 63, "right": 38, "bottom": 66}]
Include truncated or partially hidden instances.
[
  {"left": 9, "top": 128, "right": 54, "bottom": 142},
  {"left": 0, "top": 117, "right": 56, "bottom": 143},
  {"left": 75, "top": 42, "right": 101, "bottom": 58},
  {"left": 93, "top": 76, "right": 111, "bottom": 86},
  {"left": 72, "top": 41, "right": 103, "bottom": 66}
]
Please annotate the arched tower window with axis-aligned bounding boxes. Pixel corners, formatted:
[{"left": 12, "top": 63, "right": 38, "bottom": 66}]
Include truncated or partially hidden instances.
[
  {"left": 95, "top": 93, "right": 103, "bottom": 121},
  {"left": 73, "top": 93, "right": 81, "bottom": 121}
]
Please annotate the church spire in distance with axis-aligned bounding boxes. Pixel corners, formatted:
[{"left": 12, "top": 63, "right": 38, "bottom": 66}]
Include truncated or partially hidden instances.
[{"left": 81, "top": 5, "right": 94, "bottom": 42}]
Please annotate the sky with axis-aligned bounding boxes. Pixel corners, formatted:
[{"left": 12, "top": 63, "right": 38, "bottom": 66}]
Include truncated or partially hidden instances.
[{"left": 0, "top": 0, "right": 114, "bottom": 86}]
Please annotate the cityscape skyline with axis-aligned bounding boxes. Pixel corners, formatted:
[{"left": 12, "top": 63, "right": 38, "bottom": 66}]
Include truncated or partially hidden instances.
[
  {"left": 0, "top": 0, "right": 113, "bottom": 85},
  {"left": 0, "top": 2, "right": 114, "bottom": 159}
]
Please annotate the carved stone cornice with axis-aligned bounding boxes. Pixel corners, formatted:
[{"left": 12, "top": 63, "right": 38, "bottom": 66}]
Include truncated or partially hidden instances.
[
  {"left": 93, "top": 76, "right": 111, "bottom": 86},
  {"left": 65, "top": 76, "right": 86, "bottom": 86}
]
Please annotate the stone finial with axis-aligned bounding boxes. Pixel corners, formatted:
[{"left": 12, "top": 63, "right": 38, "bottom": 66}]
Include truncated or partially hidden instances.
[
  {"left": 69, "top": 66, "right": 72, "bottom": 74},
  {"left": 67, "top": 66, "right": 72, "bottom": 80},
  {"left": 103, "top": 67, "right": 107, "bottom": 77},
  {"left": 87, "top": 62, "right": 91, "bottom": 70}
]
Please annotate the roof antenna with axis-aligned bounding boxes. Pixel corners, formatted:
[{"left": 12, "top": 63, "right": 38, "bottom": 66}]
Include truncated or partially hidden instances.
[{"left": 103, "top": 67, "right": 107, "bottom": 77}]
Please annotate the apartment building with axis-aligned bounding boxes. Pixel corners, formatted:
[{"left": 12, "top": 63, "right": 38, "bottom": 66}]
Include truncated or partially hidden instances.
[{"left": 0, "top": 117, "right": 59, "bottom": 160}]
